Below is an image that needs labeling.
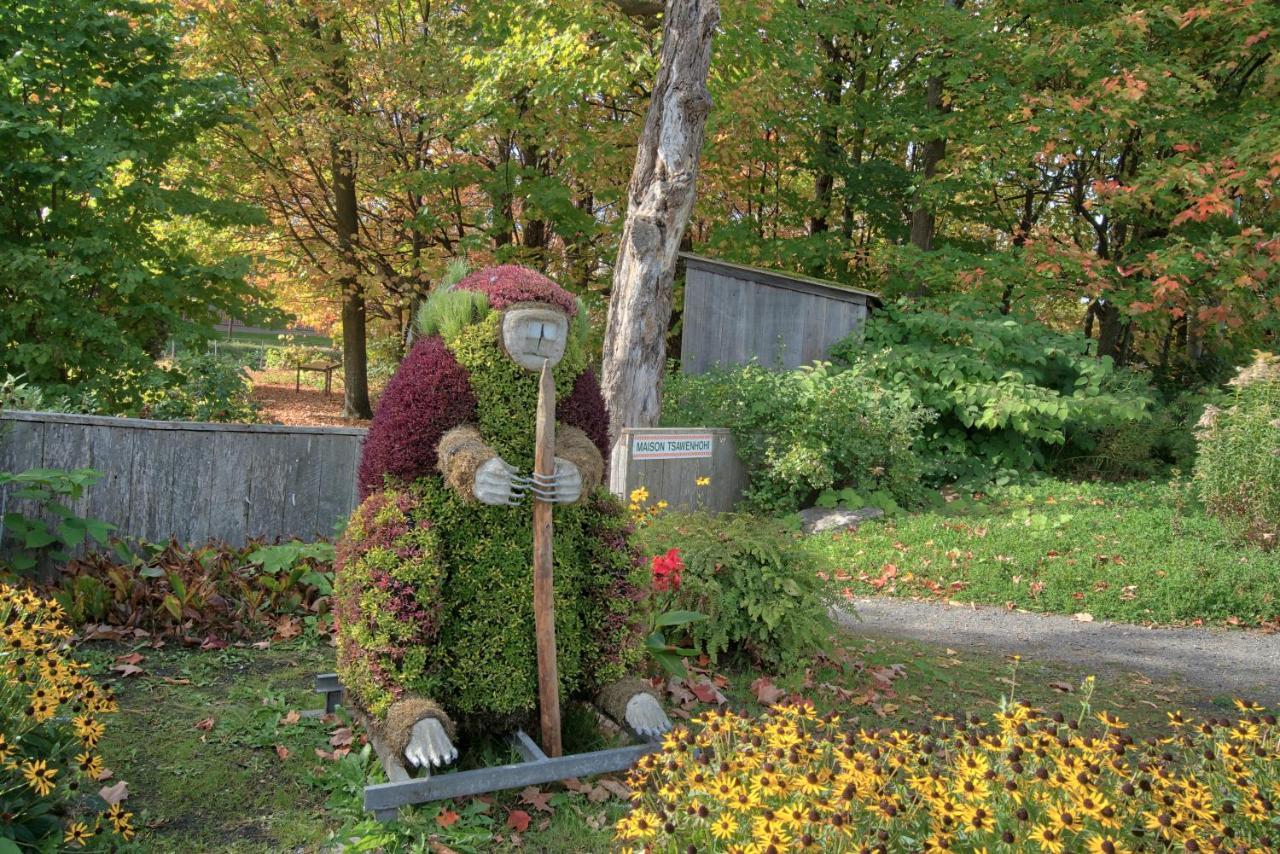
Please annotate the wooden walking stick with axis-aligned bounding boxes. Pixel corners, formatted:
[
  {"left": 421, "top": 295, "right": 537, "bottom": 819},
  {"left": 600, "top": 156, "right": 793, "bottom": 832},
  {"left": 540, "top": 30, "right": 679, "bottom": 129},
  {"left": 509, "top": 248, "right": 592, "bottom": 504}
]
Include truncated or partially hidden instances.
[{"left": 532, "top": 359, "right": 563, "bottom": 757}]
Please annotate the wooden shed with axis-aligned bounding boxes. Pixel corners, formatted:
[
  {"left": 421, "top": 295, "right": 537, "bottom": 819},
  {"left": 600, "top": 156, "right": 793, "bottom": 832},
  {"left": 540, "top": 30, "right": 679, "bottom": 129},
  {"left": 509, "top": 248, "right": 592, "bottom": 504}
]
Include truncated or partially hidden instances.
[{"left": 678, "top": 253, "right": 880, "bottom": 374}]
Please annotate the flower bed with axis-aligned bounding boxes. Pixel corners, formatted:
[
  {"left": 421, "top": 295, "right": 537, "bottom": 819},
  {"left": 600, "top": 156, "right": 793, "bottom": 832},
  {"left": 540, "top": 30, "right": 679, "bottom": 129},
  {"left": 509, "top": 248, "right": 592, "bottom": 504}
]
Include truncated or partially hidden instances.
[
  {"left": 1, "top": 584, "right": 133, "bottom": 849},
  {"left": 617, "top": 696, "right": 1279, "bottom": 852}
]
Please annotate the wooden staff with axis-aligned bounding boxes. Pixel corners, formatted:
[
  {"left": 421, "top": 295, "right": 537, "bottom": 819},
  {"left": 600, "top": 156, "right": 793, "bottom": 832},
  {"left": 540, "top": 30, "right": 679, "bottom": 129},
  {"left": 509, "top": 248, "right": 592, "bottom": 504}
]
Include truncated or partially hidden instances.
[{"left": 532, "top": 359, "right": 562, "bottom": 757}]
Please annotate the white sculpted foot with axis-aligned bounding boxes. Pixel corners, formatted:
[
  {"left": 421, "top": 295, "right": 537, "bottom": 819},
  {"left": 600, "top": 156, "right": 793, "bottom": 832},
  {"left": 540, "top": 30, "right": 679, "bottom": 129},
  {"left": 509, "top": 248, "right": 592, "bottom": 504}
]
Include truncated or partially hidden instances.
[
  {"left": 624, "top": 692, "right": 671, "bottom": 740},
  {"left": 403, "top": 717, "right": 458, "bottom": 769}
]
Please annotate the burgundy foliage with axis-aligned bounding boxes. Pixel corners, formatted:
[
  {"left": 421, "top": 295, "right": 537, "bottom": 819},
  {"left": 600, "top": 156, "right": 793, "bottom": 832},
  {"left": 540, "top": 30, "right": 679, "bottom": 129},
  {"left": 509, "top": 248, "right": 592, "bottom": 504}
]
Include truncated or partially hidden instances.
[
  {"left": 560, "top": 368, "right": 611, "bottom": 458},
  {"left": 356, "top": 337, "right": 477, "bottom": 498},
  {"left": 454, "top": 265, "right": 579, "bottom": 316}
]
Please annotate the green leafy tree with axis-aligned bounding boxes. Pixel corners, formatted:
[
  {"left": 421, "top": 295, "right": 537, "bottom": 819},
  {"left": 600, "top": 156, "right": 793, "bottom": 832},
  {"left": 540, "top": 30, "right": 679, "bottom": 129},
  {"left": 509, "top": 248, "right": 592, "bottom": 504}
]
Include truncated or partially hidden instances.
[{"left": 0, "top": 0, "right": 267, "bottom": 404}]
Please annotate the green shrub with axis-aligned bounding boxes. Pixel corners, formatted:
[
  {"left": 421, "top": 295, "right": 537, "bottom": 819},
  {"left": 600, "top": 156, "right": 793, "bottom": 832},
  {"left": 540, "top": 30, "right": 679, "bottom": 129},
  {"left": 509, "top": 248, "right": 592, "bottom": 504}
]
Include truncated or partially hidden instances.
[
  {"left": 0, "top": 468, "right": 113, "bottom": 575},
  {"left": 834, "top": 299, "right": 1154, "bottom": 486},
  {"left": 264, "top": 342, "right": 340, "bottom": 371},
  {"left": 145, "top": 353, "right": 259, "bottom": 423},
  {"left": 662, "top": 361, "right": 927, "bottom": 513},
  {"left": 635, "top": 512, "right": 834, "bottom": 668},
  {"left": 1, "top": 583, "right": 134, "bottom": 849},
  {"left": 1193, "top": 352, "right": 1280, "bottom": 548},
  {"left": 0, "top": 373, "right": 46, "bottom": 412},
  {"left": 209, "top": 338, "right": 272, "bottom": 369}
]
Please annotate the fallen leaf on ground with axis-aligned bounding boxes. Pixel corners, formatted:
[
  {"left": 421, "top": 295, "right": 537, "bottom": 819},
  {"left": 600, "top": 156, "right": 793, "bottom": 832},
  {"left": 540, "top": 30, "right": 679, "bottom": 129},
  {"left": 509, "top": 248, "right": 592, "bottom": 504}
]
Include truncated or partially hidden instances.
[
  {"left": 99, "top": 781, "right": 129, "bottom": 805},
  {"left": 275, "top": 744, "right": 290, "bottom": 761},
  {"left": 160, "top": 676, "right": 191, "bottom": 686},
  {"left": 115, "top": 652, "right": 144, "bottom": 665},
  {"left": 687, "top": 678, "right": 727, "bottom": 706},
  {"left": 329, "top": 727, "right": 353, "bottom": 748},
  {"left": 436, "top": 808, "right": 460, "bottom": 828},
  {"left": 751, "top": 676, "right": 785, "bottom": 705},
  {"left": 520, "top": 786, "right": 554, "bottom": 813},
  {"left": 110, "top": 663, "right": 144, "bottom": 677},
  {"left": 597, "top": 778, "right": 631, "bottom": 799},
  {"left": 1075, "top": 612, "right": 1095, "bottom": 622},
  {"left": 194, "top": 717, "right": 215, "bottom": 731},
  {"left": 506, "top": 809, "right": 531, "bottom": 832},
  {"left": 1048, "top": 681, "right": 1073, "bottom": 693},
  {"left": 274, "top": 616, "right": 301, "bottom": 639},
  {"left": 280, "top": 710, "right": 301, "bottom": 726},
  {"left": 199, "top": 635, "right": 228, "bottom": 651}
]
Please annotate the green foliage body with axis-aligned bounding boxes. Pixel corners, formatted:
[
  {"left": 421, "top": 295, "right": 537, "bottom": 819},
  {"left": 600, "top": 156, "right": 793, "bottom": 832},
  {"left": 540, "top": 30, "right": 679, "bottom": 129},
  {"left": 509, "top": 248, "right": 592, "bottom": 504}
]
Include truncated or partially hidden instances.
[
  {"left": 835, "top": 301, "right": 1154, "bottom": 485},
  {"left": 336, "top": 479, "right": 642, "bottom": 726},
  {"left": 0, "top": 0, "right": 268, "bottom": 403},
  {"left": 663, "top": 361, "right": 926, "bottom": 512},
  {"left": 335, "top": 317, "right": 642, "bottom": 729},
  {"left": 1193, "top": 353, "right": 1280, "bottom": 548},
  {"left": 635, "top": 512, "right": 833, "bottom": 669},
  {"left": 0, "top": 468, "right": 111, "bottom": 575}
]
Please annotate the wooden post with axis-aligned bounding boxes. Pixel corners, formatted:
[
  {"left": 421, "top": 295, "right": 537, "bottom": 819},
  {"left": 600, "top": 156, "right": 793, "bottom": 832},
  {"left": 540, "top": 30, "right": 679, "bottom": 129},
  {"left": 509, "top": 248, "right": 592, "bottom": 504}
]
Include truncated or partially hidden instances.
[{"left": 532, "top": 359, "right": 562, "bottom": 757}]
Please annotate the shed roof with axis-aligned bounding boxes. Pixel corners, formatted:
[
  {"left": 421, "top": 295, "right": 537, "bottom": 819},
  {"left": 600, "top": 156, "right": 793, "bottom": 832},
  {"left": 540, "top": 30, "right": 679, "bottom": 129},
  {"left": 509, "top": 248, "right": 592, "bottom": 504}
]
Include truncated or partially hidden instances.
[{"left": 680, "top": 252, "right": 882, "bottom": 306}]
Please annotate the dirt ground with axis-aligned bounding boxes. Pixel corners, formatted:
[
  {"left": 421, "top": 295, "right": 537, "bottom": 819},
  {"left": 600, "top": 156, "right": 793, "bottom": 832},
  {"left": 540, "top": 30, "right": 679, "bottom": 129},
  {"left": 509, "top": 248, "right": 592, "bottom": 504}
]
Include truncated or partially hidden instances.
[{"left": 248, "top": 368, "right": 375, "bottom": 428}]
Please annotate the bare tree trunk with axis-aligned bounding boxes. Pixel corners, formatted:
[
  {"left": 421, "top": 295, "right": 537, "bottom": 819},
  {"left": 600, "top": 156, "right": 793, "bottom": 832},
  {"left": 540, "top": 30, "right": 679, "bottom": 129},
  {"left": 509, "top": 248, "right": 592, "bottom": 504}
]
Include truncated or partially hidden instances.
[
  {"left": 908, "top": 0, "right": 964, "bottom": 296},
  {"left": 331, "top": 29, "right": 371, "bottom": 419},
  {"left": 601, "top": 0, "right": 719, "bottom": 441}
]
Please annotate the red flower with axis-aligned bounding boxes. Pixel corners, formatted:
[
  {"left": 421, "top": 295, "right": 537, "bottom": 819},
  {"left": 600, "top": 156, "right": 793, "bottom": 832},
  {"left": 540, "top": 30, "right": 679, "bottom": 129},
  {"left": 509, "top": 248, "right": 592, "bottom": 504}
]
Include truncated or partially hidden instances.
[{"left": 651, "top": 548, "right": 684, "bottom": 592}]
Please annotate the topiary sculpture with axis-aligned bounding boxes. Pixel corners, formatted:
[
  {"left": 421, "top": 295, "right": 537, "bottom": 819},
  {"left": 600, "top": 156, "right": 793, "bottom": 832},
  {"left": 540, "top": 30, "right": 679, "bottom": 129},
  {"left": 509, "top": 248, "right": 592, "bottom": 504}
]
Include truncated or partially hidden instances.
[{"left": 336, "top": 265, "right": 670, "bottom": 770}]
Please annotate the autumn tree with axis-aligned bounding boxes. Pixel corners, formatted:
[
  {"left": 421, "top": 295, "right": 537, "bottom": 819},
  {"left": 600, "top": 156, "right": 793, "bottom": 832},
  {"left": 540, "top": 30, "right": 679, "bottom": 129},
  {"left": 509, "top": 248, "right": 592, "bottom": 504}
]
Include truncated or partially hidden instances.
[{"left": 0, "top": 0, "right": 265, "bottom": 402}]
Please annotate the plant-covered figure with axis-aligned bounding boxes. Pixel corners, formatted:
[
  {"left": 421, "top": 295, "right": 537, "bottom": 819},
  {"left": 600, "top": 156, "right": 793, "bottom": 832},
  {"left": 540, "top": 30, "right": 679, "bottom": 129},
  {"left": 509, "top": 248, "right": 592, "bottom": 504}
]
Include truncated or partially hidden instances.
[{"left": 335, "top": 266, "right": 669, "bottom": 770}]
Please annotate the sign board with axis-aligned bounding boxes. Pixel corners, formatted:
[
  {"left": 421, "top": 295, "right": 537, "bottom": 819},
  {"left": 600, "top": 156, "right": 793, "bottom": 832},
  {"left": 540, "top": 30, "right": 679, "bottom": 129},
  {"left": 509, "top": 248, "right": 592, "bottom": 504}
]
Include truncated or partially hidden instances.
[{"left": 630, "top": 432, "right": 714, "bottom": 460}]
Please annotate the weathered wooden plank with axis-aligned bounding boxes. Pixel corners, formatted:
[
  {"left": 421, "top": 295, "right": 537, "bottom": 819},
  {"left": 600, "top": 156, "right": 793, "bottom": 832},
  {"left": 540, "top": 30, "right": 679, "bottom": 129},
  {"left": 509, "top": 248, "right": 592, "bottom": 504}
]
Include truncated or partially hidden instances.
[
  {"left": 0, "top": 417, "right": 45, "bottom": 474},
  {"left": 283, "top": 433, "right": 325, "bottom": 540},
  {"left": 799, "top": 293, "right": 828, "bottom": 364},
  {"left": 245, "top": 434, "right": 289, "bottom": 541},
  {"left": 164, "top": 429, "right": 217, "bottom": 545},
  {"left": 205, "top": 431, "right": 254, "bottom": 544},
  {"left": 42, "top": 423, "right": 93, "bottom": 519},
  {"left": 78, "top": 424, "right": 135, "bottom": 542},
  {"left": 0, "top": 420, "right": 49, "bottom": 543},
  {"left": 314, "top": 433, "right": 360, "bottom": 541},
  {"left": 127, "top": 426, "right": 177, "bottom": 544},
  {"left": 679, "top": 268, "right": 711, "bottom": 374}
]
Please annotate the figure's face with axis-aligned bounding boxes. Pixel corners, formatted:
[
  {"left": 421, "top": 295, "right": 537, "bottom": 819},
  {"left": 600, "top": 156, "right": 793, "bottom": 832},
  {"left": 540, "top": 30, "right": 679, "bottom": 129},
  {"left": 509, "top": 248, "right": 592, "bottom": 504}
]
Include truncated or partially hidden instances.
[{"left": 501, "top": 305, "right": 569, "bottom": 371}]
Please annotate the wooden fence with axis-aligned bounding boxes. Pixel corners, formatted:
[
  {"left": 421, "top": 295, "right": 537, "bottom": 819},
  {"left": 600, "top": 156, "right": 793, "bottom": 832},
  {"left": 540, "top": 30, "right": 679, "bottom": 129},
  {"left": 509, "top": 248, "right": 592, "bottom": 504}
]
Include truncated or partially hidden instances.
[
  {"left": 679, "top": 253, "right": 879, "bottom": 374},
  {"left": 0, "top": 411, "right": 366, "bottom": 546}
]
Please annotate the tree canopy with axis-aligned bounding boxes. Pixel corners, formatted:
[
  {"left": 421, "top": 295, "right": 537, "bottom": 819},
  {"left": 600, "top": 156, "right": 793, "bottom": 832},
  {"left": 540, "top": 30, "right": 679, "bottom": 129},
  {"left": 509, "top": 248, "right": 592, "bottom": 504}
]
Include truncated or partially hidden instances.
[
  {"left": 0, "top": 0, "right": 269, "bottom": 403},
  {"left": 3, "top": 0, "right": 1277, "bottom": 406}
]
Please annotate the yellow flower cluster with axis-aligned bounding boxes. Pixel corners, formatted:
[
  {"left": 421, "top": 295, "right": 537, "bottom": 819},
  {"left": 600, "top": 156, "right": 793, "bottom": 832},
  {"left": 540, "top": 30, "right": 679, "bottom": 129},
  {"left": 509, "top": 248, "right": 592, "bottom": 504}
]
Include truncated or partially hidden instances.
[
  {"left": 0, "top": 583, "right": 132, "bottom": 848},
  {"left": 616, "top": 699, "right": 1279, "bottom": 852},
  {"left": 629, "top": 486, "right": 669, "bottom": 527}
]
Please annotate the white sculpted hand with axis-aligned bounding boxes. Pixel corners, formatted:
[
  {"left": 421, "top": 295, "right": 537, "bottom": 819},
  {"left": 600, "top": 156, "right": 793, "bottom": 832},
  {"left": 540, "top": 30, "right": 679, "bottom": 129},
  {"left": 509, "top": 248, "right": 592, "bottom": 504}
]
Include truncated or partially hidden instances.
[
  {"left": 624, "top": 692, "right": 671, "bottom": 740},
  {"left": 527, "top": 457, "right": 582, "bottom": 505},
  {"left": 474, "top": 457, "right": 522, "bottom": 505},
  {"left": 404, "top": 717, "right": 458, "bottom": 769}
]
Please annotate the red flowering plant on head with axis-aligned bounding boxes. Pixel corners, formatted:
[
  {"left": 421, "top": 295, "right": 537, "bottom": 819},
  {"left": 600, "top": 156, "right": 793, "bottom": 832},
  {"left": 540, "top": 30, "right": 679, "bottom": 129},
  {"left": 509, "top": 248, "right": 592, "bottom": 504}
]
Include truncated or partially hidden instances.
[{"left": 642, "top": 546, "right": 705, "bottom": 677}]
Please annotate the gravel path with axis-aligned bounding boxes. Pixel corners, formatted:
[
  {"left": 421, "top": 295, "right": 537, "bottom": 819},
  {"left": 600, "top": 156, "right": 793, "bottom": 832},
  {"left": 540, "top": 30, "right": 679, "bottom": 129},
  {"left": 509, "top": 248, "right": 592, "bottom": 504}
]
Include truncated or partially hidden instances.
[{"left": 836, "top": 598, "right": 1280, "bottom": 704}]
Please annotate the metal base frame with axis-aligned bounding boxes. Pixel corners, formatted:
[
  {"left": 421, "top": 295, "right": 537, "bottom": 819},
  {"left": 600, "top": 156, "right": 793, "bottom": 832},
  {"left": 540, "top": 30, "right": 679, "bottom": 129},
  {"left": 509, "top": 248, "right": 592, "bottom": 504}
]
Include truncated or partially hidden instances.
[{"left": 312, "top": 673, "right": 659, "bottom": 822}]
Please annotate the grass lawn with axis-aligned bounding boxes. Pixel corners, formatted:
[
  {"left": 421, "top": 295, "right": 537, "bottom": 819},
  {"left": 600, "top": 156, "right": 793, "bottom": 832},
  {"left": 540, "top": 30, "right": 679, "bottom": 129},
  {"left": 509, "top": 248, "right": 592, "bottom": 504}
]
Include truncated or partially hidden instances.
[
  {"left": 84, "top": 627, "right": 1235, "bottom": 852},
  {"left": 807, "top": 478, "right": 1280, "bottom": 627}
]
